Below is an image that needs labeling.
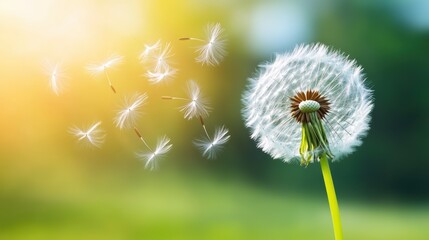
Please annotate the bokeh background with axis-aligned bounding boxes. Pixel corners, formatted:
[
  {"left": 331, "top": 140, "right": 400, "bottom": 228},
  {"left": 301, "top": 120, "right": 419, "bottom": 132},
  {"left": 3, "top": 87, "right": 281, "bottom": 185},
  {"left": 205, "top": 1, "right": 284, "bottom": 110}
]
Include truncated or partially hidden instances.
[{"left": 1, "top": 0, "right": 429, "bottom": 239}]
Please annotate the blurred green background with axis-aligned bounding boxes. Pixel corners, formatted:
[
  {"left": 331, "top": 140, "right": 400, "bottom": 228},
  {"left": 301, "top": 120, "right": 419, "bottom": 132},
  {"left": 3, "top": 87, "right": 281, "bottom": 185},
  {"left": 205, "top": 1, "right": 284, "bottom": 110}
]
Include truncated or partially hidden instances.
[{"left": 1, "top": 0, "right": 429, "bottom": 239}]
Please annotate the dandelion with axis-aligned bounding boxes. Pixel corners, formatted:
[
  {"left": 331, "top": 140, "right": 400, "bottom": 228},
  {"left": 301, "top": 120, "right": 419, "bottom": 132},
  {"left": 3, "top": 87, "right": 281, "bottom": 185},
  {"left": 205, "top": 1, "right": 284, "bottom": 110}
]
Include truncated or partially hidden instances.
[
  {"left": 69, "top": 121, "right": 106, "bottom": 148},
  {"left": 136, "top": 135, "right": 173, "bottom": 171},
  {"left": 114, "top": 93, "right": 148, "bottom": 129},
  {"left": 243, "top": 43, "right": 373, "bottom": 163},
  {"left": 194, "top": 123, "right": 230, "bottom": 159},
  {"left": 145, "top": 64, "right": 177, "bottom": 84},
  {"left": 242, "top": 43, "right": 373, "bottom": 240},
  {"left": 179, "top": 23, "right": 227, "bottom": 66},
  {"left": 162, "top": 80, "right": 210, "bottom": 120},
  {"left": 138, "top": 40, "right": 161, "bottom": 63},
  {"left": 87, "top": 55, "right": 124, "bottom": 93}
]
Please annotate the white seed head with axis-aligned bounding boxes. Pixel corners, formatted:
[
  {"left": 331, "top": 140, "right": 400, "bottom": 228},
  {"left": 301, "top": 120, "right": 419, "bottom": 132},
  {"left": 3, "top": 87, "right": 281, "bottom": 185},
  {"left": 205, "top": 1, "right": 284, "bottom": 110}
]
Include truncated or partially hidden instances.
[
  {"left": 194, "top": 126, "right": 230, "bottom": 159},
  {"left": 196, "top": 23, "right": 227, "bottom": 66},
  {"left": 114, "top": 93, "right": 148, "bottom": 129},
  {"left": 69, "top": 121, "right": 106, "bottom": 148},
  {"left": 136, "top": 135, "right": 173, "bottom": 171},
  {"left": 242, "top": 43, "right": 374, "bottom": 162}
]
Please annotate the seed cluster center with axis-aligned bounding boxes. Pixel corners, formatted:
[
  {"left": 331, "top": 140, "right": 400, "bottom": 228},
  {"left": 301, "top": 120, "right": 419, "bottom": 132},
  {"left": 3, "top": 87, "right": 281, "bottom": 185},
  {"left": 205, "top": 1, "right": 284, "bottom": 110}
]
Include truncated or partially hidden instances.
[{"left": 290, "top": 90, "right": 330, "bottom": 123}]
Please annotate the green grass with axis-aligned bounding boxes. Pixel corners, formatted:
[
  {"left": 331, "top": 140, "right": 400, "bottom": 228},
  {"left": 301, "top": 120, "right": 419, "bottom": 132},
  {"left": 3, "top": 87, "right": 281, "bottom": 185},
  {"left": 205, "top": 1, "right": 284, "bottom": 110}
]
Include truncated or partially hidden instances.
[{"left": 0, "top": 170, "right": 428, "bottom": 240}]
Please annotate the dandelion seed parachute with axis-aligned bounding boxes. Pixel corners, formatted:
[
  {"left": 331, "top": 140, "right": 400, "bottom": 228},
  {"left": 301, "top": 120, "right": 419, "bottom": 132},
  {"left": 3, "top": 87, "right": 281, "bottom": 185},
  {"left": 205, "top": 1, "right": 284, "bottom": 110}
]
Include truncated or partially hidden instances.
[
  {"left": 196, "top": 23, "right": 227, "bottom": 66},
  {"left": 145, "top": 65, "right": 177, "bottom": 84},
  {"left": 139, "top": 40, "right": 161, "bottom": 63},
  {"left": 114, "top": 93, "right": 148, "bottom": 129},
  {"left": 242, "top": 43, "right": 373, "bottom": 163},
  {"left": 49, "top": 64, "right": 63, "bottom": 96},
  {"left": 69, "top": 121, "right": 106, "bottom": 148},
  {"left": 86, "top": 55, "right": 124, "bottom": 75},
  {"left": 43, "top": 61, "right": 67, "bottom": 96},
  {"left": 86, "top": 55, "right": 123, "bottom": 93},
  {"left": 194, "top": 126, "right": 230, "bottom": 159},
  {"left": 152, "top": 42, "right": 173, "bottom": 71},
  {"left": 136, "top": 136, "right": 173, "bottom": 171},
  {"left": 180, "top": 80, "right": 210, "bottom": 120}
]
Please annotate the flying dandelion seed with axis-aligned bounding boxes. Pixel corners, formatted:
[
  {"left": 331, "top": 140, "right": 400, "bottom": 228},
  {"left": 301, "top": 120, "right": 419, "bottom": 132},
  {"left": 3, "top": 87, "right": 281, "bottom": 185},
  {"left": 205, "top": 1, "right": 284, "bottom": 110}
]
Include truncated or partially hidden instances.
[
  {"left": 151, "top": 42, "right": 174, "bottom": 71},
  {"left": 145, "top": 64, "right": 177, "bottom": 84},
  {"left": 86, "top": 55, "right": 124, "bottom": 93},
  {"left": 69, "top": 121, "right": 106, "bottom": 148},
  {"left": 50, "top": 65, "right": 61, "bottom": 95},
  {"left": 162, "top": 80, "right": 210, "bottom": 120},
  {"left": 139, "top": 40, "right": 161, "bottom": 63},
  {"left": 194, "top": 124, "right": 230, "bottom": 159},
  {"left": 114, "top": 93, "right": 148, "bottom": 129},
  {"left": 43, "top": 61, "right": 67, "bottom": 96},
  {"left": 242, "top": 43, "right": 373, "bottom": 240},
  {"left": 87, "top": 55, "right": 124, "bottom": 75},
  {"left": 136, "top": 135, "right": 173, "bottom": 171},
  {"left": 180, "top": 23, "right": 227, "bottom": 66}
]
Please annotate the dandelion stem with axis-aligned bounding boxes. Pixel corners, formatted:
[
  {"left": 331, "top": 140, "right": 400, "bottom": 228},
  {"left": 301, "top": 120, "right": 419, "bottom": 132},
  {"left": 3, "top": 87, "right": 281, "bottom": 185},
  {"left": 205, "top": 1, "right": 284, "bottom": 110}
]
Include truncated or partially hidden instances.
[
  {"left": 134, "top": 127, "right": 152, "bottom": 151},
  {"left": 320, "top": 154, "right": 343, "bottom": 240},
  {"left": 104, "top": 69, "right": 116, "bottom": 93}
]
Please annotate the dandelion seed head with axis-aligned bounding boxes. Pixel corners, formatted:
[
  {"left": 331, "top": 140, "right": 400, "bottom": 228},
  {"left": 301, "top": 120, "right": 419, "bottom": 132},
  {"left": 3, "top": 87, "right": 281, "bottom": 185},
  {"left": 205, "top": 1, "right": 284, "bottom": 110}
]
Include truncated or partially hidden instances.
[
  {"left": 242, "top": 43, "right": 373, "bottom": 162},
  {"left": 194, "top": 126, "right": 230, "bottom": 159},
  {"left": 196, "top": 23, "right": 227, "bottom": 66},
  {"left": 136, "top": 136, "right": 173, "bottom": 171},
  {"left": 69, "top": 121, "right": 106, "bottom": 148},
  {"left": 114, "top": 93, "right": 148, "bottom": 129},
  {"left": 180, "top": 80, "right": 210, "bottom": 120}
]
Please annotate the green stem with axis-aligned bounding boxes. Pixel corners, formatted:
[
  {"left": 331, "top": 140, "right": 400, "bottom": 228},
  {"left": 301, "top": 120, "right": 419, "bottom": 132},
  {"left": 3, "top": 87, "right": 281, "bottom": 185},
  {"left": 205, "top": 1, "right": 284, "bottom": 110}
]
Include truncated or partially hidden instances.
[{"left": 320, "top": 155, "right": 343, "bottom": 240}]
